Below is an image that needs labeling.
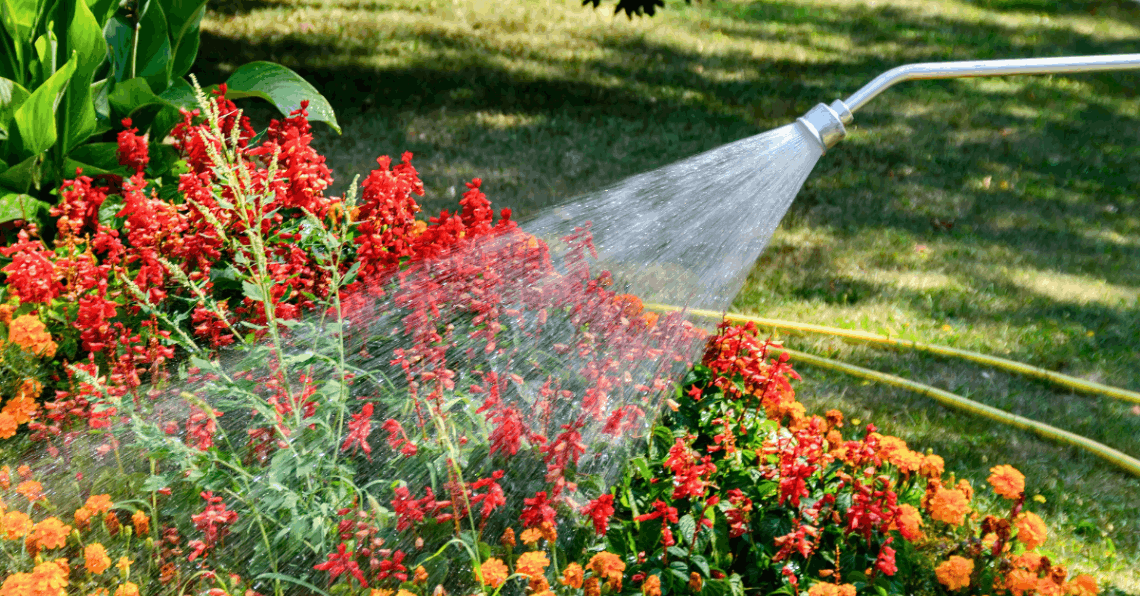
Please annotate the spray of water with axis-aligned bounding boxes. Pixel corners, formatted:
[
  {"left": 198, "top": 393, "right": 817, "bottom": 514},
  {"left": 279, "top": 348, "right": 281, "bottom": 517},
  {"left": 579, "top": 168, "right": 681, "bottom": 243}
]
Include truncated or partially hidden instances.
[{"left": 523, "top": 124, "right": 824, "bottom": 313}]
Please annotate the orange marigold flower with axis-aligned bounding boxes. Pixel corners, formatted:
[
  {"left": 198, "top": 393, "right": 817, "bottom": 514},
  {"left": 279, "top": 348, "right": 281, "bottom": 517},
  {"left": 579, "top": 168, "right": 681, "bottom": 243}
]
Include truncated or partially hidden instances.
[
  {"left": 0, "top": 411, "right": 16, "bottom": 439},
  {"left": 538, "top": 520, "right": 557, "bottom": 543},
  {"left": 0, "top": 465, "right": 9, "bottom": 489},
  {"left": 16, "top": 465, "right": 31, "bottom": 479},
  {"left": 894, "top": 503, "right": 925, "bottom": 541},
  {"left": 85, "top": 494, "right": 114, "bottom": 515},
  {"left": 1004, "top": 568, "right": 1039, "bottom": 596},
  {"left": 1, "top": 510, "right": 33, "bottom": 539},
  {"left": 613, "top": 294, "right": 644, "bottom": 318},
  {"left": 1067, "top": 574, "right": 1098, "bottom": 596},
  {"left": 74, "top": 507, "right": 93, "bottom": 529},
  {"left": 1015, "top": 511, "right": 1048, "bottom": 551},
  {"left": 956, "top": 478, "right": 974, "bottom": 502},
  {"left": 530, "top": 576, "right": 551, "bottom": 594},
  {"left": 30, "top": 517, "right": 72, "bottom": 550},
  {"left": 1013, "top": 552, "right": 1042, "bottom": 572},
  {"left": 561, "top": 563, "right": 584, "bottom": 589},
  {"left": 16, "top": 479, "right": 43, "bottom": 501},
  {"left": 2, "top": 379, "right": 40, "bottom": 424},
  {"left": 642, "top": 574, "right": 662, "bottom": 596},
  {"left": 587, "top": 551, "right": 625, "bottom": 591},
  {"left": 928, "top": 486, "right": 970, "bottom": 526},
  {"left": 25, "top": 559, "right": 69, "bottom": 595},
  {"left": 920, "top": 454, "right": 944, "bottom": 479},
  {"left": 414, "top": 565, "right": 428, "bottom": 584},
  {"left": 517, "top": 551, "right": 550, "bottom": 581},
  {"left": 1037, "top": 577, "right": 1063, "bottom": 596},
  {"left": 8, "top": 313, "right": 57, "bottom": 358},
  {"left": 116, "top": 556, "right": 132, "bottom": 575},
  {"left": 500, "top": 527, "right": 516, "bottom": 548},
  {"left": 86, "top": 543, "right": 112, "bottom": 574},
  {"left": 584, "top": 578, "right": 601, "bottom": 596},
  {"left": 688, "top": 572, "right": 703, "bottom": 593},
  {"left": 807, "top": 584, "right": 856, "bottom": 596},
  {"left": 113, "top": 582, "right": 140, "bottom": 596},
  {"left": 480, "top": 558, "right": 509, "bottom": 588},
  {"left": 935, "top": 556, "right": 974, "bottom": 591},
  {"left": 131, "top": 510, "right": 149, "bottom": 536},
  {"left": 519, "top": 527, "right": 543, "bottom": 545}
]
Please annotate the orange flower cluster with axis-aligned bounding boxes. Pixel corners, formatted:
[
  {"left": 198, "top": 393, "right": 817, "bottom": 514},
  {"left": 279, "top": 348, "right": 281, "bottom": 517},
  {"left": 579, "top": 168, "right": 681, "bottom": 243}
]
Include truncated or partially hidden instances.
[
  {"left": 561, "top": 563, "right": 585, "bottom": 589},
  {"left": 586, "top": 551, "right": 626, "bottom": 592},
  {"left": 925, "top": 482, "right": 971, "bottom": 526},
  {"left": 807, "top": 583, "right": 857, "bottom": 596},
  {"left": 6, "top": 313, "right": 57, "bottom": 358},
  {"left": 0, "top": 558, "right": 69, "bottom": 596},
  {"left": 936, "top": 556, "right": 974, "bottom": 591},
  {"left": 479, "top": 558, "right": 509, "bottom": 588},
  {"left": 0, "top": 469, "right": 150, "bottom": 596},
  {"left": 988, "top": 465, "right": 1026, "bottom": 500},
  {"left": 992, "top": 551, "right": 1096, "bottom": 596}
]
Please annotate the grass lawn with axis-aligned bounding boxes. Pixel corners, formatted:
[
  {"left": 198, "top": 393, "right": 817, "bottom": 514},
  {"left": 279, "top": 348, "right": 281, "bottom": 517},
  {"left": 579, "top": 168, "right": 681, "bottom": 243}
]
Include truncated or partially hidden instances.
[{"left": 196, "top": 0, "right": 1140, "bottom": 590}]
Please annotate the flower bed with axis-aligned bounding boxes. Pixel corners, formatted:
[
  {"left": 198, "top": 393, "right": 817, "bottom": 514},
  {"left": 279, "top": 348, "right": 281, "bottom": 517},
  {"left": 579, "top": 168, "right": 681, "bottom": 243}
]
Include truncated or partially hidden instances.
[{"left": 0, "top": 87, "right": 1098, "bottom": 596}]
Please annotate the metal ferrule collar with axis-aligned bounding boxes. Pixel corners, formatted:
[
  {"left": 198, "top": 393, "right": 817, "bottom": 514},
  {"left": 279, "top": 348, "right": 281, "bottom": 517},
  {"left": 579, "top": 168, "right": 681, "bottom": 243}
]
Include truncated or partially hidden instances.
[{"left": 794, "top": 99, "right": 852, "bottom": 154}]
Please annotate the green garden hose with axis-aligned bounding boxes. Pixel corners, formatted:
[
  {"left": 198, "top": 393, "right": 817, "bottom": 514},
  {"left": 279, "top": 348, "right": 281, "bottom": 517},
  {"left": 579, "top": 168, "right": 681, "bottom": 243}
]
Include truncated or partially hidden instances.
[
  {"left": 649, "top": 304, "right": 1140, "bottom": 406},
  {"left": 773, "top": 345, "right": 1140, "bottom": 478}
]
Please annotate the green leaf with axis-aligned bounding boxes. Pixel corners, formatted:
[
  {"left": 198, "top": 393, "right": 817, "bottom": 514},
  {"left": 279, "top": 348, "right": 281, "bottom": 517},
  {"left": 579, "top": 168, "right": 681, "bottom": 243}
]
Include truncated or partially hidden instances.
[
  {"left": 136, "top": 1, "right": 172, "bottom": 93},
  {"left": 66, "top": 141, "right": 124, "bottom": 172},
  {"left": 678, "top": 514, "right": 697, "bottom": 546},
  {"left": 0, "top": 0, "right": 38, "bottom": 44},
  {"left": 103, "top": 14, "right": 131, "bottom": 82},
  {"left": 690, "top": 554, "right": 710, "bottom": 577},
  {"left": 0, "top": 76, "right": 29, "bottom": 133},
  {"left": 0, "top": 191, "right": 47, "bottom": 223},
  {"left": 10, "top": 52, "right": 75, "bottom": 159},
  {"left": 224, "top": 62, "right": 340, "bottom": 134},
  {"left": 89, "top": 0, "right": 120, "bottom": 26},
  {"left": 242, "top": 281, "right": 265, "bottom": 302},
  {"left": 159, "top": 0, "right": 206, "bottom": 79},
  {"left": 108, "top": 76, "right": 157, "bottom": 117},
  {"left": 61, "top": 0, "right": 104, "bottom": 152},
  {"left": 0, "top": 153, "right": 36, "bottom": 192},
  {"left": 140, "top": 474, "right": 170, "bottom": 491}
]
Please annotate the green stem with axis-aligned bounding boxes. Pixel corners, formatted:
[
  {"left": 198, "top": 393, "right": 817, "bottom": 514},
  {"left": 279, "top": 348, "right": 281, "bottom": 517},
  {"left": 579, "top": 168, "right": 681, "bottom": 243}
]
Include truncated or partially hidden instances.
[{"left": 128, "top": 2, "right": 141, "bottom": 80}]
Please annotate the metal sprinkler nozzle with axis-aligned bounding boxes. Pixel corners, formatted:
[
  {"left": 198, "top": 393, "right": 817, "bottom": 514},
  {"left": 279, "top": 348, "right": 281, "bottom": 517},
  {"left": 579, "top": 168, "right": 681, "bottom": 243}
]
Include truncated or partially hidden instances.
[
  {"left": 796, "top": 53, "right": 1140, "bottom": 153},
  {"left": 795, "top": 99, "right": 853, "bottom": 154}
]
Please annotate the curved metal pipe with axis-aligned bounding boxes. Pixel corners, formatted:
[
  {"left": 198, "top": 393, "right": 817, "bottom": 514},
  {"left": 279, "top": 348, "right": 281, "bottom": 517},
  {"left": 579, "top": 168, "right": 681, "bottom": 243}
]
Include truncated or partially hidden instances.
[
  {"left": 795, "top": 53, "right": 1140, "bottom": 152},
  {"left": 843, "top": 53, "right": 1140, "bottom": 113}
]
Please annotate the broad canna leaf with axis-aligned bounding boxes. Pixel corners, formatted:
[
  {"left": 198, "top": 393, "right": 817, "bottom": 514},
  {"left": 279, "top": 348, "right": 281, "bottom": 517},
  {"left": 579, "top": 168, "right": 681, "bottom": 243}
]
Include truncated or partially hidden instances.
[
  {"left": 224, "top": 62, "right": 341, "bottom": 134},
  {"left": 60, "top": 0, "right": 105, "bottom": 152},
  {"left": 108, "top": 76, "right": 157, "bottom": 117},
  {"left": 0, "top": 190, "right": 48, "bottom": 224},
  {"left": 0, "top": 153, "right": 38, "bottom": 193},
  {"left": 137, "top": 1, "right": 172, "bottom": 93},
  {"left": 9, "top": 52, "right": 75, "bottom": 160},
  {"left": 160, "top": 0, "right": 207, "bottom": 80},
  {"left": 89, "top": 0, "right": 120, "bottom": 27},
  {"left": 106, "top": 2, "right": 172, "bottom": 91},
  {"left": 0, "top": 76, "right": 30, "bottom": 135},
  {"left": 0, "top": 0, "right": 38, "bottom": 44}
]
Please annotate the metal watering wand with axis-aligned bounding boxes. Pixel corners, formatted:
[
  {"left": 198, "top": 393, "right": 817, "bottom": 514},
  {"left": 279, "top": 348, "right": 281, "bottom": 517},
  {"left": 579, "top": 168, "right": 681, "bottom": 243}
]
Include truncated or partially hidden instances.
[
  {"left": 794, "top": 53, "right": 1140, "bottom": 153},
  {"left": 769, "top": 53, "right": 1140, "bottom": 476}
]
